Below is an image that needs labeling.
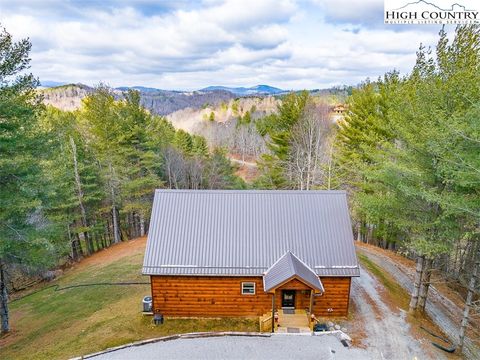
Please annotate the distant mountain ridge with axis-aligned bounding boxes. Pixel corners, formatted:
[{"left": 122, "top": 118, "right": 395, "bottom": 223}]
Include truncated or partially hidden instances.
[
  {"left": 39, "top": 82, "right": 352, "bottom": 116},
  {"left": 201, "top": 84, "right": 285, "bottom": 95},
  {"left": 39, "top": 81, "right": 286, "bottom": 95},
  {"left": 39, "top": 83, "right": 236, "bottom": 115},
  {"left": 40, "top": 80, "right": 68, "bottom": 88},
  {"left": 115, "top": 85, "right": 171, "bottom": 93}
]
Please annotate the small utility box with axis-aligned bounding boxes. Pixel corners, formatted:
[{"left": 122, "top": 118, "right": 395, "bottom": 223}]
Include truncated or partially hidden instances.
[
  {"left": 142, "top": 296, "right": 152, "bottom": 312},
  {"left": 153, "top": 313, "right": 164, "bottom": 325}
]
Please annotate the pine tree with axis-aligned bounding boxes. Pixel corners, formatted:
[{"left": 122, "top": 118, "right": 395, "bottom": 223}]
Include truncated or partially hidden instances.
[
  {"left": 334, "top": 26, "right": 480, "bottom": 320},
  {"left": 173, "top": 129, "right": 193, "bottom": 155},
  {"left": 80, "top": 85, "right": 123, "bottom": 243},
  {"left": 115, "top": 90, "right": 162, "bottom": 237},
  {"left": 41, "top": 107, "right": 104, "bottom": 257},
  {"left": 0, "top": 27, "right": 53, "bottom": 333},
  {"left": 256, "top": 91, "right": 309, "bottom": 188},
  {"left": 192, "top": 135, "right": 209, "bottom": 157}
]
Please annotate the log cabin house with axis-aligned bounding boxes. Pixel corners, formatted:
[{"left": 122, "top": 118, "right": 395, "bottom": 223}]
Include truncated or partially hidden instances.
[{"left": 142, "top": 190, "right": 359, "bottom": 328}]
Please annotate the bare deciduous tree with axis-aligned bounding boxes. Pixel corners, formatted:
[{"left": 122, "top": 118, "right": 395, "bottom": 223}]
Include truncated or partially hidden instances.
[
  {"left": 163, "top": 147, "right": 186, "bottom": 189},
  {"left": 286, "top": 102, "right": 333, "bottom": 190}
]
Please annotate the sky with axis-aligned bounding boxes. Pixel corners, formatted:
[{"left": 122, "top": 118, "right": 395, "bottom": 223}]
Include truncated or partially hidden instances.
[{"left": 0, "top": 0, "right": 459, "bottom": 90}]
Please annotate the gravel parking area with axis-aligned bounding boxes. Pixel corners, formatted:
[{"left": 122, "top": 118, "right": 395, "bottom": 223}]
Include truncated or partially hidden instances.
[{"left": 93, "top": 334, "right": 370, "bottom": 360}]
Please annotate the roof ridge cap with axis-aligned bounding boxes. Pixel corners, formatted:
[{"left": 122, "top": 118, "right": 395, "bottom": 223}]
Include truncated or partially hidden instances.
[{"left": 154, "top": 189, "right": 347, "bottom": 194}]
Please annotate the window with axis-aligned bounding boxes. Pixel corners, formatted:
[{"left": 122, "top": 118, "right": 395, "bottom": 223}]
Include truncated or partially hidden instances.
[{"left": 241, "top": 282, "right": 255, "bottom": 295}]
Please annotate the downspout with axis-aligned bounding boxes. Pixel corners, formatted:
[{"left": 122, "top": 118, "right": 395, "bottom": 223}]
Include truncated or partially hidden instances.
[
  {"left": 271, "top": 293, "right": 275, "bottom": 333},
  {"left": 309, "top": 290, "right": 314, "bottom": 315}
]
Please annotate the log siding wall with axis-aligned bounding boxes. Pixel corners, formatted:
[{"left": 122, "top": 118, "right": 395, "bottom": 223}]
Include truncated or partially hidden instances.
[{"left": 150, "top": 275, "right": 352, "bottom": 317}]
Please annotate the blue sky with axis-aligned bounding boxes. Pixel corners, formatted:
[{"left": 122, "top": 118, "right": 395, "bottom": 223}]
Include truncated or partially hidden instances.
[{"left": 0, "top": 0, "right": 458, "bottom": 90}]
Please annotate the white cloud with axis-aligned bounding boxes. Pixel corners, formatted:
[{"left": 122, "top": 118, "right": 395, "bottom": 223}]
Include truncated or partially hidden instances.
[
  {"left": 312, "top": 0, "right": 384, "bottom": 25},
  {"left": 0, "top": 0, "right": 447, "bottom": 89}
]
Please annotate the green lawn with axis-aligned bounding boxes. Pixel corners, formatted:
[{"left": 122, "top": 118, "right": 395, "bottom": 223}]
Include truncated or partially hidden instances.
[{"left": 0, "top": 239, "right": 258, "bottom": 360}]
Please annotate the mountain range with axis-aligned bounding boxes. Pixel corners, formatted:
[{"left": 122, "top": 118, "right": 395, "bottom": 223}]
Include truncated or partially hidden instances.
[
  {"left": 200, "top": 85, "right": 285, "bottom": 95},
  {"left": 40, "top": 83, "right": 236, "bottom": 115},
  {"left": 39, "top": 82, "right": 351, "bottom": 116},
  {"left": 40, "top": 82, "right": 286, "bottom": 95}
]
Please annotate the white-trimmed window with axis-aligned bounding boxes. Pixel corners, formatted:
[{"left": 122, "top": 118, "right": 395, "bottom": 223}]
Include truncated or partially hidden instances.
[{"left": 241, "top": 282, "right": 255, "bottom": 295}]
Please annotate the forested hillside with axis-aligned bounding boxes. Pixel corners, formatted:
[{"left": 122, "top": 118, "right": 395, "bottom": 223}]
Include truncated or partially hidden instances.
[
  {"left": 337, "top": 26, "right": 480, "bottom": 351},
  {"left": 41, "top": 84, "right": 236, "bottom": 115}
]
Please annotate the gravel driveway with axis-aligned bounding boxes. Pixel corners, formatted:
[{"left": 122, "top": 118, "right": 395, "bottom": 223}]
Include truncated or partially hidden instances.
[
  {"left": 357, "top": 246, "right": 479, "bottom": 360},
  {"left": 351, "top": 266, "right": 440, "bottom": 360},
  {"left": 93, "top": 335, "right": 370, "bottom": 360}
]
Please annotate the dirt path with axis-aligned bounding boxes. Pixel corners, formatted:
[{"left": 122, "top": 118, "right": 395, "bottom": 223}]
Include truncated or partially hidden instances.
[
  {"left": 71, "top": 236, "right": 147, "bottom": 271},
  {"left": 351, "top": 264, "right": 441, "bottom": 360},
  {"left": 229, "top": 157, "right": 257, "bottom": 167},
  {"left": 356, "top": 245, "right": 479, "bottom": 360}
]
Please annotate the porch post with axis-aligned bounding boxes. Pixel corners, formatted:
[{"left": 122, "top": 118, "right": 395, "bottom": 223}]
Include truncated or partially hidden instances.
[
  {"left": 309, "top": 290, "right": 314, "bottom": 315},
  {"left": 271, "top": 292, "right": 275, "bottom": 333}
]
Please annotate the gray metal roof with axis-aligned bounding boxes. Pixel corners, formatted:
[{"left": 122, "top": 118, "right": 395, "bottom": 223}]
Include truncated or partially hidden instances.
[
  {"left": 263, "top": 251, "right": 324, "bottom": 292},
  {"left": 142, "top": 190, "right": 360, "bottom": 277}
]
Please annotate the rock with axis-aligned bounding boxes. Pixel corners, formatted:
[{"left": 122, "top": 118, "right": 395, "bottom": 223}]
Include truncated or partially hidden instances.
[
  {"left": 41, "top": 269, "right": 62, "bottom": 282},
  {"left": 334, "top": 324, "right": 341, "bottom": 330},
  {"left": 327, "top": 321, "right": 334, "bottom": 328},
  {"left": 338, "top": 331, "right": 352, "bottom": 342}
]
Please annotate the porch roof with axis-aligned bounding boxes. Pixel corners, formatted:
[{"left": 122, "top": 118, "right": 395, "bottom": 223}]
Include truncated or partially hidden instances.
[{"left": 263, "top": 251, "right": 324, "bottom": 293}]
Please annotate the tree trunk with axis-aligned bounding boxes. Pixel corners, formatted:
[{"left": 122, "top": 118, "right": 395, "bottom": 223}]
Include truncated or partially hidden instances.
[
  {"left": 409, "top": 255, "right": 425, "bottom": 312},
  {"left": 112, "top": 205, "right": 120, "bottom": 243},
  {"left": 418, "top": 258, "right": 433, "bottom": 312},
  {"left": 109, "top": 163, "right": 121, "bottom": 244},
  {"left": 458, "top": 243, "right": 479, "bottom": 352},
  {"left": 140, "top": 213, "right": 145, "bottom": 237},
  {"left": 0, "top": 260, "right": 10, "bottom": 333},
  {"left": 69, "top": 136, "right": 91, "bottom": 251},
  {"left": 105, "top": 221, "right": 112, "bottom": 245},
  {"left": 326, "top": 143, "right": 333, "bottom": 190},
  {"left": 104, "top": 234, "right": 108, "bottom": 249},
  {"left": 133, "top": 212, "right": 138, "bottom": 238},
  {"left": 356, "top": 222, "right": 361, "bottom": 242},
  {"left": 127, "top": 212, "right": 133, "bottom": 239},
  {"left": 67, "top": 223, "right": 81, "bottom": 261},
  {"left": 94, "top": 232, "right": 102, "bottom": 251},
  {"left": 75, "top": 232, "right": 85, "bottom": 256}
]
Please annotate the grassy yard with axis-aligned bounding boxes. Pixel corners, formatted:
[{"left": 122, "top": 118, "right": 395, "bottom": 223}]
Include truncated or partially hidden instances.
[
  {"left": 357, "top": 253, "right": 410, "bottom": 309},
  {"left": 0, "top": 238, "right": 258, "bottom": 360}
]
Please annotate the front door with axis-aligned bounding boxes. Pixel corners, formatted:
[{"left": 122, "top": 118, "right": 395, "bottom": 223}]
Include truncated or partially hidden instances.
[{"left": 282, "top": 290, "right": 295, "bottom": 308}]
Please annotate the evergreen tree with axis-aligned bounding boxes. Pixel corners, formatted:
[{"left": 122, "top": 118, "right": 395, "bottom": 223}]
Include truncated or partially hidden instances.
[
  {"left": 0, "top": 27, "right": 52, "bottom": 333},
  {"left": 206, "top": 148, "right": 245, "bottom": 189},
  {"left": 116, "top": 90, "right": 162, "bottom": 237},
  {"left": 173, "top": 129, "right": 193, "bottom": 155},
  {"left": 41, "top": 107, "right": 104, "bottom": 257},
  {"left": 256, "top": 91, "right": 309, "bottom": 188},
  {"left": 335, "top": 25, "right": 480, "bottom": 320},
  {"left": 191, "top": 135, "right": 209, "bottom": 157},
  {"left": 80, "top": 85, "right": 123, "bottom": 243}
]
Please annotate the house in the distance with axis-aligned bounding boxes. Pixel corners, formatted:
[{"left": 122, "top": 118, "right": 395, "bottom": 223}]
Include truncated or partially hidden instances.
[
  {"left": 142, "top": 190, "right": 359, "bottom": 322},
  {"left": 331, "top": 103, "right": 347, "bottom": 122}
]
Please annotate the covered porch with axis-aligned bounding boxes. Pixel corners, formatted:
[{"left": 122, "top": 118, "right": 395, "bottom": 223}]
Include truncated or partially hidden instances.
[
  {"left": 261, "top": 251, "right": 324, "bottom": 333},
  {"left": 275, "top": 308, "right": 311, "bottom": 333}
]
